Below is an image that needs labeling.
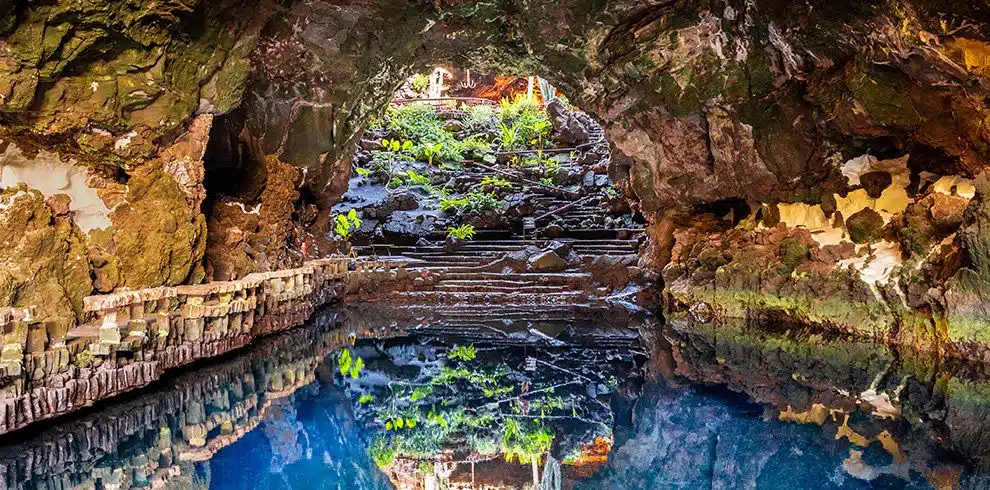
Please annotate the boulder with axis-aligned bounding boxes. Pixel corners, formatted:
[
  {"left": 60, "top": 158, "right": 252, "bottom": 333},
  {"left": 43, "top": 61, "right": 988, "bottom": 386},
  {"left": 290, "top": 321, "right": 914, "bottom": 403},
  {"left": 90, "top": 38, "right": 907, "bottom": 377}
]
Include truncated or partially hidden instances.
[
  {"left": 846, "top": 208, "right": 884, "bottom": 244},
  {"left": 546, "top": 99, "right": 590, "bottom": 146},
  {"left": 528, "top": 250, "right": 568, "bottom": 272},
  {"left": 860, "top": 171, "right": 893, "bottom": 199}
]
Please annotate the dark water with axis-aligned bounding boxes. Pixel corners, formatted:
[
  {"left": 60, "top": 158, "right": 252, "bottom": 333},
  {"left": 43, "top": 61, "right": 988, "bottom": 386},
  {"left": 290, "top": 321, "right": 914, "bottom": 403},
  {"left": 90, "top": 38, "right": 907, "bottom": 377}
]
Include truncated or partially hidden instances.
[{"left": 0, "top": 307, "right": 987, "bottom": 489}]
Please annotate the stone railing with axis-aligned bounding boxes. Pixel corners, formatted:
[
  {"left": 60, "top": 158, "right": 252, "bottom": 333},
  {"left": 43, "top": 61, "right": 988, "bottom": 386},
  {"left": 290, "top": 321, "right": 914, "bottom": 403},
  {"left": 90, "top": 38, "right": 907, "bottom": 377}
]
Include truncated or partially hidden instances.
[{"left": 0, "top": 257, "right": 404, "bottom": 435}]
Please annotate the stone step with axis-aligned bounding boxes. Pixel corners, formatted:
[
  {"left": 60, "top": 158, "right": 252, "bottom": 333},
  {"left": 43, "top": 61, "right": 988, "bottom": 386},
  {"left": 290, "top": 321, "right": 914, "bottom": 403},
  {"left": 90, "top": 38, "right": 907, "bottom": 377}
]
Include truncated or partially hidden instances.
[
  {"left": 388, "top": 290, "right": 591, "bottom": 303},
  {"left": 433, "top": 283, "right": 574, "bottom": 293},
  {"left": 438, "top": 272, "right": 593, "bottom": 283}
]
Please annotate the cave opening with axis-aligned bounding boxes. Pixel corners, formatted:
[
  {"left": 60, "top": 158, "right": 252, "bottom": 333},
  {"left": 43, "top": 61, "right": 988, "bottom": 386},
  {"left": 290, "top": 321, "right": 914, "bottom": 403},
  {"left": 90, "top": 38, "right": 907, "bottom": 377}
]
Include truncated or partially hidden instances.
[{"left": 326, "top": 68, "right": 652, "bottom": 307}]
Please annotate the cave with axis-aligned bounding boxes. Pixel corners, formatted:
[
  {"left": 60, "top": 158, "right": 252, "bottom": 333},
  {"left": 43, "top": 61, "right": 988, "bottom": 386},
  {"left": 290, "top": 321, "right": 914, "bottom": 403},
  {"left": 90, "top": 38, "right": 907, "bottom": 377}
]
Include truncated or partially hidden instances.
[{"left": 2, "top": 0, "right": 990, "bottom": 487}]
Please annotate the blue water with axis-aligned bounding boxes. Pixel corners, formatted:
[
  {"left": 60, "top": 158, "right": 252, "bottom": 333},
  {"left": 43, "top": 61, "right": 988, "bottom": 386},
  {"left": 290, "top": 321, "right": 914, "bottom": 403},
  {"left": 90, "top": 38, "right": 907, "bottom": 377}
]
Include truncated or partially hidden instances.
[
  {"left": 210, "top": 385, "right": 392, "bottom": 490},
  {"left": 208, "top": 361, "right": 937, "bottom": 489}
]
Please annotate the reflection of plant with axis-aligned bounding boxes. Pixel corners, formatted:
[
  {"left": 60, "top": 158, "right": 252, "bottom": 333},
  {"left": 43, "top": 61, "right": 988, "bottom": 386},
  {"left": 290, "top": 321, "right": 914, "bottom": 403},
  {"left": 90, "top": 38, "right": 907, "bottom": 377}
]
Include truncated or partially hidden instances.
[
  {"left": 468, "top": 434, "right": 499, "bottom": 456},
  {"left": 334, "top": 209, "right": 363, "bottom": 240},
  {"left": 449, "top": 344, "right": 477, "bottom": 361},
  {"left": 369, "top": 435, "right": 398, "bottom": 469},
  {"left": 337, "top": 348, "right": 365, "bottom": 379},
  {"left": 410, "top": 386, "right": 433, "bottom": 402},
  {"left": 446, "top": 224, "right": 476, "bottom": 241},
  {"left": 501, "top": 419, "right": 554, "bottom": 464}
]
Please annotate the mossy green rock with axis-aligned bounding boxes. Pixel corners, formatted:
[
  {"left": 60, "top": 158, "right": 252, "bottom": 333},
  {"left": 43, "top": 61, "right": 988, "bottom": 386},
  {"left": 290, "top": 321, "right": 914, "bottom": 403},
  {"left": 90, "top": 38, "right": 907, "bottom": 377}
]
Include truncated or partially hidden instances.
[
  {"left": 845, "top": 208, "right": 884, "bottom": 244},
  {"left": 0, "top": 187, "right": 92, "bottom": 334},
  {"left": 110, "top": 168, "right": 207, "bottom": 288}
]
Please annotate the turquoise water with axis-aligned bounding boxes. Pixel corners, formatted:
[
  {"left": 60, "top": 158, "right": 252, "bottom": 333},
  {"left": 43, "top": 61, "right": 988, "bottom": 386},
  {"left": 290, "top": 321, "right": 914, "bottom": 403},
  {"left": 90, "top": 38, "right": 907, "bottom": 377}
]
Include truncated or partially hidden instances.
[
  {"left": 0, "top": 310, "right": 985, "bottom": 489},
  {"left": 204, "top": 335, "right": 967, "bottom": 489}
]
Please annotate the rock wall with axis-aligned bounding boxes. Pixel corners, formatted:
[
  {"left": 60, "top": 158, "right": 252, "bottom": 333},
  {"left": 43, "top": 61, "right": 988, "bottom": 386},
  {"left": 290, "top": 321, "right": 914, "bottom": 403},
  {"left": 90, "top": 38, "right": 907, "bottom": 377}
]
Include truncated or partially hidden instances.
[
  {"left": 0, "top": 257, "right": 406, "bottom": 435},
  {"left": 0, "top": 307, "right": 373, "bottom": 489},
  {"left": 1, "top": 1, "right": 990, "bottom": 355}
]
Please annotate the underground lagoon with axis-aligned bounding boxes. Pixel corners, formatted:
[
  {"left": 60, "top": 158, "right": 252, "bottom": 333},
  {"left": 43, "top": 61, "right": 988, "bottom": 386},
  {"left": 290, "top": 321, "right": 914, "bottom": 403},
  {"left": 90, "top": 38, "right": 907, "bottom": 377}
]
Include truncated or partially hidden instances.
[{"left": 4, "top": 0, "right": 990, "bottom": 488}]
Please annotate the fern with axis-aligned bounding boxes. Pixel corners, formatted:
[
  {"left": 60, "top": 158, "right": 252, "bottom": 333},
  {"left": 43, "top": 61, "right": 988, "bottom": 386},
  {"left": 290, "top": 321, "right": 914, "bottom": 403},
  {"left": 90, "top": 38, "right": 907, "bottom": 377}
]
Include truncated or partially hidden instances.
[{"left": 446, "top": 224, "right": 476, "bottom": 240}]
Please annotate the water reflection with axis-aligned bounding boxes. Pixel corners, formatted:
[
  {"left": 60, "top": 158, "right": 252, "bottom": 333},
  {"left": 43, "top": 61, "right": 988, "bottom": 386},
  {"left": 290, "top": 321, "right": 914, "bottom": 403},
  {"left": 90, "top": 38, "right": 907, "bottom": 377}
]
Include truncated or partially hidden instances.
[{"left": 0, "top": 307, "right": 987, "bottom": 489}]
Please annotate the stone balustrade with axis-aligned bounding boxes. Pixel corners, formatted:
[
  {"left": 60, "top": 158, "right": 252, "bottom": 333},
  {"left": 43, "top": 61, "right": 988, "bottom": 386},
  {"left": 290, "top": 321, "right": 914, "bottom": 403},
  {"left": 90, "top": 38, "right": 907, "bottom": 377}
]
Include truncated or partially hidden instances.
[{"left": 0, "top": 256, "right": 405, "bottom": 435}]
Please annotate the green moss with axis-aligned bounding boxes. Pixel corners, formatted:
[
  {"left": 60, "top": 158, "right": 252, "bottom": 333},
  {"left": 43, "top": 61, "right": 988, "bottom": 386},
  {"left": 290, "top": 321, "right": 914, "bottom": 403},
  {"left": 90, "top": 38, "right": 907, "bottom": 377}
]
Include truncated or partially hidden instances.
[{"left": 779, "top": 236, "right": 811, "bottom": 271}]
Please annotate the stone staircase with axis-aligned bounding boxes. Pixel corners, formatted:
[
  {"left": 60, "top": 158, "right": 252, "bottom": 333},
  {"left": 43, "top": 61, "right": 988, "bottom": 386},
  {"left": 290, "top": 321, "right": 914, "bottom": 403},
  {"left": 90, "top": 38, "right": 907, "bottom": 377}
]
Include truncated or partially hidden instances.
[{"left": 353, "top": 234, "right": 642, "bottom": 305}]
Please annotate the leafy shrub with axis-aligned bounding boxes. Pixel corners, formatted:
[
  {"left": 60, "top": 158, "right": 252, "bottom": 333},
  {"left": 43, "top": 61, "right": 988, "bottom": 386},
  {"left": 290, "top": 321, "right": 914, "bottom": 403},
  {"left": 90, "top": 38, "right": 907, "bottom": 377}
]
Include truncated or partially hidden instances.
[
  {"left": 334, "top": 209, "right": 363, "bottom": 239},
  {"left": 388, "top": 103, "right": 440, "bottom": 141},
  {"left": 481, "top": 176, "right": 511, "bottom": 189},
  {"left": 498, "top": 94, "right": 552, "bottom": 146},
  {"left": 498, "top": 122, "right": 521, "bottom": 150},
  {"left": 441, "top": 192, "right": 503, "bottom": 213},
  {"left": 464, "top": 104, "right": 496, "bottom": 129},
  {"left": 410, "top": 73, "right": 430, "bottom": 94},
  {"left": 446, "top": 224, "right": 476, "bottom": 240}
]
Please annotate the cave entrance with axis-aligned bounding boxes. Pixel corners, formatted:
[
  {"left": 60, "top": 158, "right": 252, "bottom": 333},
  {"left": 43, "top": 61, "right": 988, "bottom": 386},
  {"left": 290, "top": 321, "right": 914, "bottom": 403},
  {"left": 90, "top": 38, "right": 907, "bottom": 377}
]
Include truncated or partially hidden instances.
[{"left": 334, "top": 68, "right": 645, "bottom": 251}]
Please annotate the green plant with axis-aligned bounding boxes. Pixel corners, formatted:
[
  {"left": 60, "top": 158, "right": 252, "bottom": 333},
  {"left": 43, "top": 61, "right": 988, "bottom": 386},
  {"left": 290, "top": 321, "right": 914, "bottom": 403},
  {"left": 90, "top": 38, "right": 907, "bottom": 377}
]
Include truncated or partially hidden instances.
[
  {"left": 449, "top": 344, "right": 477, "bottom": 361},
  {"left": 354, "top": 167, "right": 371, "bottom": 177},
  {"left": 501, "top": 419, "right": 554, "bottom": 465},
  {"left": 337, "top": 348, "right": 365, "bottom": 379},
  {"left": 498, "top": 122, "right": 520, "bottom": 151},
  {"left": 359, "top": 393, "right": 374, "bottom": 404},
  {"left": 410, "top": 385, "right": 433, "bottom": 402},
  {"left": 440, "top": 195, "right": 469, "bottom": 211},
  {"left": 446, "top": 224, "right": 476, "bottom": 241},
  {"left": 381, "top": 138, "right": 414, "bottom": 152},
  {"left": 410, "top": 73, "right": 430, "bottom": 93},
  {"left": 464, "top": 104, "right": 496, "bottom": 128},
  {"left": 542, "top": 159, "right": 561, "bottom": 176},
  {"left": 405, "top": 169, "right": 430, "bottom": 186},
  {"left": 418, "top": 142, "right": 444, "bottom": 166},
  {"left": 540, "top": 177, "right": 554, "bottom": 186},
  {"left": 442, "top": 192, "right": 502, "bottom": 213},
  {"left": 334, "top": 209, "right": 363, "bottom": 240},
  {"left": 387, "top": 103, "right": 441, "bottom": 142},
  {"left": 537, "top": 76, "right": 557, "bottom": 103},
  {"left": 464, "top": 192, "right": 503, "bottom": 213},
  {"left": 481, "top": 176, "right": 511, "bottom": 189},
  {"left": 499, "top": 94, "right": 551, "bottom": 146},
  {"left": 369, "top": 435, "right": 398, "bottom": 469},
  {"left": 457, "top": 136, "right": 495, "bottom": 163}
]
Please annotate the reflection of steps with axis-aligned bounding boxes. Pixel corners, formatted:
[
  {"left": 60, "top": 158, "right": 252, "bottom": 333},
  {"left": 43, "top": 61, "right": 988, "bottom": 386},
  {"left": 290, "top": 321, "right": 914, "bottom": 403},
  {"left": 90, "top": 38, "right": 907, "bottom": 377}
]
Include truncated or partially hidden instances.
[{"left": 348, "top": 303, "right": 641, "bottom": 348}]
